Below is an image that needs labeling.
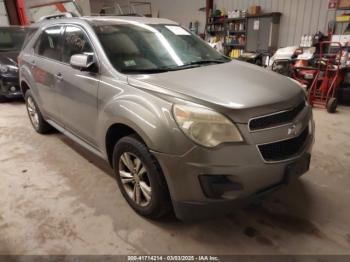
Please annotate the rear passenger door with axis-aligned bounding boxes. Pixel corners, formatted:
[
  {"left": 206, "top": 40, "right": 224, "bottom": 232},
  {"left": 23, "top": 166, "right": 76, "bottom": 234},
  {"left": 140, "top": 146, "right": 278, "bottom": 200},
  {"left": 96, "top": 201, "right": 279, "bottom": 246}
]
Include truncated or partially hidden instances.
[
  {"left": 54, "top": 25, "right": 100, "bottom": 146},
  {"left": 32, "top": 25, "right": 64, "bottom": 123}
]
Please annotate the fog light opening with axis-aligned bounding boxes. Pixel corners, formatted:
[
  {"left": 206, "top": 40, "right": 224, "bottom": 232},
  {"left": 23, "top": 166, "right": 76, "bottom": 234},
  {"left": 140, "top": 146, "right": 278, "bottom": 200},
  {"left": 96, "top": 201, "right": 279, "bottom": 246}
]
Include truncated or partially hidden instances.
[{"left": 199, "top": 175, "right": 243, "bottom": 200}]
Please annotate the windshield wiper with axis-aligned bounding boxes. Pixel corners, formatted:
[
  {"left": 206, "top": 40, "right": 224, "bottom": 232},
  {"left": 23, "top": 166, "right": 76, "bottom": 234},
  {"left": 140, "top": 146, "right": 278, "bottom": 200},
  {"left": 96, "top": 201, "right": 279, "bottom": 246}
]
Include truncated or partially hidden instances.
[
  {"left": 185, "top": 59, "right": 228, "bottom": 66},
  {"left": 121, "top": 68, "right": 171, "bottom": 74},
  {"left": 167, "top": 59, "right": 229, "bottom": 71},
  {"left": 121, "top": 59, "right": 229, "bottom": 74}
]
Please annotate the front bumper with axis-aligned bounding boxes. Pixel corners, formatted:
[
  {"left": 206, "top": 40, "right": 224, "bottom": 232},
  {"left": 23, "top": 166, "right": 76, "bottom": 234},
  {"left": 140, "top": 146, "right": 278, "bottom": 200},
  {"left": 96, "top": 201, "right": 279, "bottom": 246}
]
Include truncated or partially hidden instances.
[
  {"left": 152, "top": 107, "right": 315, "bottom": 221},
  {"left": 0, "top": 76, "right": 22, "bottom": 98}
]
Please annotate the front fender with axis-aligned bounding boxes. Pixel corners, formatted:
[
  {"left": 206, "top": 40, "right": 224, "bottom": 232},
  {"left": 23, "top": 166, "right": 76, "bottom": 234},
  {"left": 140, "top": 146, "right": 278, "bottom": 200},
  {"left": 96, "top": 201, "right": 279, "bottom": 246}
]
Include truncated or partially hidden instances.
[
  {"left": 97, "top": 80, "right": 195, "bottom": 157},
  {"left": 19, "top": 63, "right": 39, "bottom": 100}
]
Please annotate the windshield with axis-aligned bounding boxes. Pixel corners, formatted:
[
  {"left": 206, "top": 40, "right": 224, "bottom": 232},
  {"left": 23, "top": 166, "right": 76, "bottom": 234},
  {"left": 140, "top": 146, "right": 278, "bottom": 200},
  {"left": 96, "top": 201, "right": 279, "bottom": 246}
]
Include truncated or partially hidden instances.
[
  {"left": 94, "top": 23, "right": 230, "bottom": 74},
  {"left": 0, "top": 28, "right": 30, "bottom": 52}
]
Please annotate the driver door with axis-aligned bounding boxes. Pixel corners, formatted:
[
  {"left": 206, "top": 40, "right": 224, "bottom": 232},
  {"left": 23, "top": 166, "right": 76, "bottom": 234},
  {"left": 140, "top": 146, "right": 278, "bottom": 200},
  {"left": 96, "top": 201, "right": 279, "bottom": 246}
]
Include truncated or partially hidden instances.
[{"left": 54, "top": 25, "right": 100, "bottom": 146}]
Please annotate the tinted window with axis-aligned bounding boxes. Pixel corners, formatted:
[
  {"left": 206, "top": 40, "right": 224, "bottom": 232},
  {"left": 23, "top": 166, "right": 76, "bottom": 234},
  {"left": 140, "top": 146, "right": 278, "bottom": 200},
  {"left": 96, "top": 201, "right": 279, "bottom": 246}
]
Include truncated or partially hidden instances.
[
  {"left": 36, "top": 26, "right": 63, "bottom": 61},
  {"left": 62, "top": 26, "right": 93, "bottom": 64}
]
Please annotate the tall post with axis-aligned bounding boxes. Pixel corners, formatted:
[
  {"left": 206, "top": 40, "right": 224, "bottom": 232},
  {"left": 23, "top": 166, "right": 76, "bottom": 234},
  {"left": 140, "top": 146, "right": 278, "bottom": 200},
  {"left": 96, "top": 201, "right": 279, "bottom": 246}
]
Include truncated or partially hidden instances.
[{"left": 206, "top": 0, "right": 213, "bottom": 19}]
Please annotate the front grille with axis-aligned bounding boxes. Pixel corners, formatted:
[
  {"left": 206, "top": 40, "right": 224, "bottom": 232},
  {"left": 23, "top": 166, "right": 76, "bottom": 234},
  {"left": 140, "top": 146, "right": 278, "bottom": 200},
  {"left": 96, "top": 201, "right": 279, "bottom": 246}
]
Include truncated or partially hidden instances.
[
  {"left": 258, "top": 128, "right": 309, "bottom": 162},
  {"left": 249, "top": 102, "right": 305, "bottom": 131}
]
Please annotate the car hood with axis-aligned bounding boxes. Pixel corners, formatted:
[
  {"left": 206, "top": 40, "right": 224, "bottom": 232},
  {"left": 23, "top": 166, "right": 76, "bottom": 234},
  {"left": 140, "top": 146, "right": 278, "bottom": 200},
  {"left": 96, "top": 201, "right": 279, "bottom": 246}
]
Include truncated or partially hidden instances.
[
  {"left": 0, "top": 51, "right": 19, "bottom": 67},
  {"left": 127, "top": 60, "right": 305, "bottom": 123}
]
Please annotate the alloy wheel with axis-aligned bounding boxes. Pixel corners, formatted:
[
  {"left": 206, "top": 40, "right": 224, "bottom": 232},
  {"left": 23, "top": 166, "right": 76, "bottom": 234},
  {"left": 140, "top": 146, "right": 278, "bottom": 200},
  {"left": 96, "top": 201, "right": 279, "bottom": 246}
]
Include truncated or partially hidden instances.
[
  {"left": 27, "top": 96, "right": 39, "bottom": 130},
  {"left": 119, "top": 152, "right": 152, "bottom": 207}
]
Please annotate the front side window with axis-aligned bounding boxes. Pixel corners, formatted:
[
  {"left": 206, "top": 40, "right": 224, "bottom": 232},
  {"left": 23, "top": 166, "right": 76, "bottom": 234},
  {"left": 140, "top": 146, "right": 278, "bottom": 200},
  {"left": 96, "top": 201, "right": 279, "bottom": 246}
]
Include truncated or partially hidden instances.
[
  {"left": 36, "top": 26, "right": 63, "bottom": 61},
  {"left": 62, "top": 26, "right": 93, "bottom": 64},
  {"left": 94, "top": 23, "right": 230, "bottom": 74}
]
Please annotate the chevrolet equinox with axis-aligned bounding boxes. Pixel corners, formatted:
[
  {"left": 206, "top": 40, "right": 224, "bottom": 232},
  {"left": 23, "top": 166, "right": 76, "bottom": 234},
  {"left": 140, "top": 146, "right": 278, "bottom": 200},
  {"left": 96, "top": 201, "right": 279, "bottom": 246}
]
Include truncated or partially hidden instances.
[{"left": 19, "top": 17, "right": 315, "bottom": 220}]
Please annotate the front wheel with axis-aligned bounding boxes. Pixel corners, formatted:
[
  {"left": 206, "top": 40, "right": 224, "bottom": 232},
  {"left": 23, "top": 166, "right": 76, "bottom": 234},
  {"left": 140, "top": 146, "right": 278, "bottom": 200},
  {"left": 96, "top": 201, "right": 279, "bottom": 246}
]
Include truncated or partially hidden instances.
[
  {"left": 113, "top": 135, "right": 172, "bottom": 219},
  {"left": 327, "top": 98, "right": 338, "bottom": 114},
  {"left": 25, "top": 90, "right": 53, "bottom": 134}
]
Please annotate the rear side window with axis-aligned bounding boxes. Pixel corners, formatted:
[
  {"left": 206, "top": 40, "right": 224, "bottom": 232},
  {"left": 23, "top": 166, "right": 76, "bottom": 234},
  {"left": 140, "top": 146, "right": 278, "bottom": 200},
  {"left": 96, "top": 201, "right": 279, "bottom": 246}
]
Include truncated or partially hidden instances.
[
  {"left": 35, "top": 26, "right": 63, "bottom": 61},
  {"left": 62, "top": 26, "right": 93, "bottom": 64}
]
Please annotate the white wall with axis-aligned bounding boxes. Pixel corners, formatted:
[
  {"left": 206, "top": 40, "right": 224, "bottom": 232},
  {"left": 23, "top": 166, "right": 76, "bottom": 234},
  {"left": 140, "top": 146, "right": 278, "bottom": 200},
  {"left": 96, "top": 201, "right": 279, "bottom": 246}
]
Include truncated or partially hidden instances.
[
  {"left": 0, "top": 0, "right": 9, "bottom": 26},
  {"left": 76, "top": 0, "right": 91, "bottom": 15},
  {"left": 90, "top": 0, "right": 206, "bottom": 33},
  {"left": 90, "top": 0, "right": 121, "bottom": 15},
  {"left": 24, "top": 0, "right": 91, "bottom": 17}
]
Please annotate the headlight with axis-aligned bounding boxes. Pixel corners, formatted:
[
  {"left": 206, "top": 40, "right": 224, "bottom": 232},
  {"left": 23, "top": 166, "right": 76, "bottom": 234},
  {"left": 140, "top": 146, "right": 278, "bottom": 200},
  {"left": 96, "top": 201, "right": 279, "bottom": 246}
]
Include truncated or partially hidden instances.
[
  {"left": 0, "top": 65, "right": 18, "bottom": 73},
  {"left": 289, "top": 77, "right": 307, "bottom": 91},
  {"left": 288, "top": 78, "right": 309, "bottom": 106},
  {"left": 173, "top": 104, "right": 243, "bottom": 148},
  {"left": 304, "top": 94, "right": 310, "bottom": 107},
  {"left": 0, "top": 65, "right": 8, "bottom": 73}
]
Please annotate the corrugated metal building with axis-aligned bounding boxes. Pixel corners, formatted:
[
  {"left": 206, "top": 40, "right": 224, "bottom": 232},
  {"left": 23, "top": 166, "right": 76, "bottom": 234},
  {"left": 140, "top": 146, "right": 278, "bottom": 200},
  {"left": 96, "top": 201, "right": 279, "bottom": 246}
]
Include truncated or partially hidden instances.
[
  {"left": 92, "top": 0, "right": 207, "bottom": 33},
  {"left": 214, "top": 0, "right": 344, "bottom": 47}
]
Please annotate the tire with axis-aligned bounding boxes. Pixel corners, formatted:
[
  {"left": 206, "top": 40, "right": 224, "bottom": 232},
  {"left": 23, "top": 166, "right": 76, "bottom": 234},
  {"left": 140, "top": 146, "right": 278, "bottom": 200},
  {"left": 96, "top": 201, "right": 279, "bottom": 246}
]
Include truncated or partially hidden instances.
[
  {"left": 113, "top": 135, "right": 172, "bottom": 219},
  {"left": 25, "top": 90, "right": 53, "bottom": 134},
  {"left": 327, "top": 98, "right": 338, "bottom": 114},
  {"left": 0, "top": 95, "right": 6, "bottom": 103}
]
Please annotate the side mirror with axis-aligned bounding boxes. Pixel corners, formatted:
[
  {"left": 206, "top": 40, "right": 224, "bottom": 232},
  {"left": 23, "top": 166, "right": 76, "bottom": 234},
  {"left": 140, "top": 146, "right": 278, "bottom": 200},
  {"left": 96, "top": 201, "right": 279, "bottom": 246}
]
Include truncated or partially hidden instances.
[{"left": 70, "top": 53, "right": 95, "bottom": 70}]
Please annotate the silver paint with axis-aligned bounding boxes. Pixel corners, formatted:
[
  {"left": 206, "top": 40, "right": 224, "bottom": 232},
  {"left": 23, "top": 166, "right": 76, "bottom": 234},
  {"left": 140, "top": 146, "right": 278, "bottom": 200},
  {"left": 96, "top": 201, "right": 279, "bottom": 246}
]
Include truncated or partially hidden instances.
[{"left": 19, "top": 16, "right": 315, "bottom": 220}]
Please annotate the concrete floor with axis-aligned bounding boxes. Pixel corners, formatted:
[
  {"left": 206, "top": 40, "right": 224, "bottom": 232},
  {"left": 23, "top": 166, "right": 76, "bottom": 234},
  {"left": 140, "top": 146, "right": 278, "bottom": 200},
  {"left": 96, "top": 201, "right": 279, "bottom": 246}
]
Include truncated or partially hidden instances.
[{"left": 0, "top": 101, "right": 350, "bottom": 255}]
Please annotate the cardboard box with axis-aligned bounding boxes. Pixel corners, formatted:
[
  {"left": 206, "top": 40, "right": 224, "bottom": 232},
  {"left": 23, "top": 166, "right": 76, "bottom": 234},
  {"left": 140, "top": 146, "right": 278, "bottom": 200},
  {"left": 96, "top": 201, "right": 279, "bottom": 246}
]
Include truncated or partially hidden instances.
[
  {"left": 339, "top": 0, "right": 350, "bottom": 9},
  {"left": 249, "top": 5, "right": 261, "bottom": 15},
  {"left": 329, "top": 0, "right": 338, "bottom": 9}
]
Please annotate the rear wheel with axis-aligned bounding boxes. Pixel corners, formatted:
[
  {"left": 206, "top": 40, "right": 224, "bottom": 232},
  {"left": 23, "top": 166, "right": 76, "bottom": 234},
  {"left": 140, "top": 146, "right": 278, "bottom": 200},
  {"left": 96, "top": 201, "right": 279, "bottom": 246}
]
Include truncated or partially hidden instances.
[
  {"left": 327, "top": 98, "right": 338, "bottom": 114},
  {"left": 113, "top": 135, "right": 172, "bottom": 219},
  {"left": 25, "top": 90, "right": 53, "bottom": 134}
]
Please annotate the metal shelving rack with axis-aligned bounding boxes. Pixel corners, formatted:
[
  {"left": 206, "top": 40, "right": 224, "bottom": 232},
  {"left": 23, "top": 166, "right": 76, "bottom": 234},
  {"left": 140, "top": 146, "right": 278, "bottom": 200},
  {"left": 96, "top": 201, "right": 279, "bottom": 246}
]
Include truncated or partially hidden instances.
[
  {"left": 205, "top": 16, "right": 226, "bottom": 36},
  {"left": 224, "top": 17, "right": 248, "bottom": 57},
  {"left": 335, "top": 6, "right": 350, "bottom": 34},
  {"left": 205, "top": 16, "right": 247, "bottom": 57},
  {"left": 206, "top": 12, "right": 281, "bottom": 58}
]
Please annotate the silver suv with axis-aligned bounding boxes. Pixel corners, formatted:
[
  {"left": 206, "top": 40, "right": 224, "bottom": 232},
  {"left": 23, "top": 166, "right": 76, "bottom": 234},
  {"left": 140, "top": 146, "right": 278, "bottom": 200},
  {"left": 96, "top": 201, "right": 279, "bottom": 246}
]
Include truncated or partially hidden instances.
[{"left": 19, "top": 17, "right": 315, "bottom": 220}]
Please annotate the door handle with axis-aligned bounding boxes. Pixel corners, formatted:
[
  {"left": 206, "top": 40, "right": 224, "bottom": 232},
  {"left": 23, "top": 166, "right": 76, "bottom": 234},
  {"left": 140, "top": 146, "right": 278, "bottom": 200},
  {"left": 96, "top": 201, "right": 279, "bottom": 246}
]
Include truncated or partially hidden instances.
[{"left": 55, "top": 73, "right": 63, "bottom": 82}]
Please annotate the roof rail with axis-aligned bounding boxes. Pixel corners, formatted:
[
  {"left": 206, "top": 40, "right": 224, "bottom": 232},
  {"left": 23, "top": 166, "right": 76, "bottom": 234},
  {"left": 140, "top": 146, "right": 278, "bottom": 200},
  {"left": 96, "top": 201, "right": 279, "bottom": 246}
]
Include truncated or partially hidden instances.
[
  {"left": 90, "top": 13, "right": 145, "bottom": 17},
  {"left": 38, "top": 12, "right": 75, "bottom": 22}
]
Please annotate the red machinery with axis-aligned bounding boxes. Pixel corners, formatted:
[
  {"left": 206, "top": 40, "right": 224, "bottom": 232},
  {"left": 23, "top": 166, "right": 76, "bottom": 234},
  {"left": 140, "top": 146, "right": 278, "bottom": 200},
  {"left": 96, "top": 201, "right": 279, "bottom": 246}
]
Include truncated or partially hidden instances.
[
  {"left": 308, "top": 42, "right": 343, "bottom": 113},
  {"left": 9, "top": 0, "right": 83, "bottom": 25},
  {"left": 3, "top": 0, "right": 29, "bottom": 25},
  {"left": 16, "top": 0, "right": 29, "bottom": 25},
  {"left": 291, "top": 52, "right": 318, "bottom": 89}
]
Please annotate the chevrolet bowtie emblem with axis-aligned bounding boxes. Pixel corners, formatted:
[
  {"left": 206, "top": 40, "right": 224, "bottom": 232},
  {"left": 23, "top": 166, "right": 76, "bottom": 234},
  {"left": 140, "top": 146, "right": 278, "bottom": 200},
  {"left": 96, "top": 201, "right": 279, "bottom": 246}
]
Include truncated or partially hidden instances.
[{"left": 288, "top": 122, "right": 302, "bottom": 136}]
